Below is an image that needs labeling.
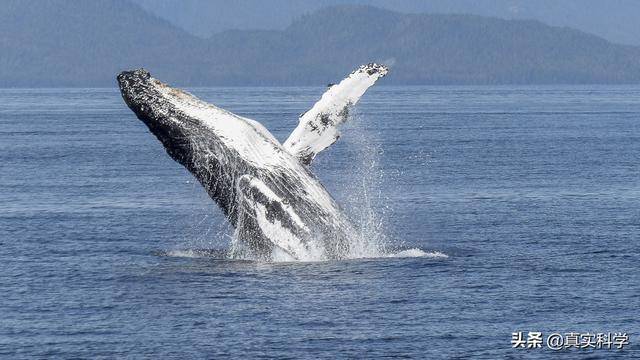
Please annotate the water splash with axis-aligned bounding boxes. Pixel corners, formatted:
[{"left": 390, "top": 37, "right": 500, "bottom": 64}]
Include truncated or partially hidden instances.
[
  {"left": 156, "top": 249, "right": 227, "bottom": 259},
  {"left": 158, "top": 247, "right": 447, "bottom": 261},
  {"left": 334, "top": 111, "right": 391, "bottom": 259},
  {"left": 174, "top": 112, "right": 444, "bottom": 262},
  {"left": 386, "top": 249, "right": 448, "bottom": 259}
]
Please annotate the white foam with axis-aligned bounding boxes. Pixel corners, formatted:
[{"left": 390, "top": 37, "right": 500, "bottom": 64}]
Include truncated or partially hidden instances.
[
  {"left": 161, "top": 246, "right": 446, "bottom": 263},
  {"left": 387, "top": 249, "right": 449, "bottom": 258},
  {"left": 163, "top": 249, "right": 204, "bottom": 258}
]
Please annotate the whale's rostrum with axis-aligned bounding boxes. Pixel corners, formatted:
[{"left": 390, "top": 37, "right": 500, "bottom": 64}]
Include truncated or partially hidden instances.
[{"left": 117, "top": 63, "right": 388, "bottom": 261}]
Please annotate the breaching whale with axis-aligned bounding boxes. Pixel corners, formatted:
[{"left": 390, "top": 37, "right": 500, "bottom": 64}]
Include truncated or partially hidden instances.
[{"left": 117, "top": 64, "right": 388, "bottom": 261}]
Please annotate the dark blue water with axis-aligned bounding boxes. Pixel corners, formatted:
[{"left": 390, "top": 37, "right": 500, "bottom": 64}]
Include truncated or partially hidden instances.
[{"left": 1, "top": 86, "right": 639, "bottom": 358}]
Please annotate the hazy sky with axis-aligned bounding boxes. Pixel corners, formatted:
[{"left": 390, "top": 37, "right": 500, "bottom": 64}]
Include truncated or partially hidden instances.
[{"left": 132, "top": 0, "right": 640, "bottom": 45}]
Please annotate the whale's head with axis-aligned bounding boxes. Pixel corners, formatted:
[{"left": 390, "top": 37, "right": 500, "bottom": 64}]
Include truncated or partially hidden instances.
[
  {"left": 117, "top": 68, "right": 245, "bottom": 217},
  {"left": 117, "top": 69, "right": 199, "bottom": 164},
  {"left": 117, "top": 68, "right": 286, "bottom": 169}
]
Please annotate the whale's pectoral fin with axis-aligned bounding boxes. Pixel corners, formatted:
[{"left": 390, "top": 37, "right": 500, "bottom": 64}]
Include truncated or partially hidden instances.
[
  {"left": 283, "top": 63, "right": 388, "bottom": 165},
  {"left": 234, "top": 175, "right": 315, "bottom": 261}
]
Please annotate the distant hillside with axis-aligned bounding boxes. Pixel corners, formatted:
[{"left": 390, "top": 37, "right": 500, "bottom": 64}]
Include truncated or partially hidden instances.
[
  {"left": 1, "top": 1, "right": 640, "bottom": 87},
  {"left": 133, "top": 0, "right": 640, "bottom": 47},
  {"left": 0, "top": 0, "right": 205, "bottom": 87}
]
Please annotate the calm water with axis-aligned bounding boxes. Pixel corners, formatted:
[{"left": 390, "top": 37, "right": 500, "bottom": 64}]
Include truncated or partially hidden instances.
[{"left": 1, "top": 85, "right": 639, "bottom": 358}]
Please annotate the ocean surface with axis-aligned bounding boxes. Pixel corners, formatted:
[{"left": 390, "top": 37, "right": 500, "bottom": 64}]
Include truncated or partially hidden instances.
[{"left": 1, "top": 85, "right": 639, "bottom": 358}]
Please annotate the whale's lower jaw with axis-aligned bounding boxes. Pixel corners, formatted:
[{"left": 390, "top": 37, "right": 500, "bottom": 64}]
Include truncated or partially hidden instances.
[{"left": 117, "top": 69, "right": 353, "bottom": 261}]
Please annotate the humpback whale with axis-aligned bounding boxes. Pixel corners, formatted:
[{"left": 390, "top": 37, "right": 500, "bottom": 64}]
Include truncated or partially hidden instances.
[{"left": 117, "top": 64, "right": 388, "bottom": 261}]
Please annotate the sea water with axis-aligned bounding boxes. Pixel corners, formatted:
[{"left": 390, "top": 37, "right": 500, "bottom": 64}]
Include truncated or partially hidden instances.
[{"left": 1, "top": 86, "right": 639, "bottom": 358}]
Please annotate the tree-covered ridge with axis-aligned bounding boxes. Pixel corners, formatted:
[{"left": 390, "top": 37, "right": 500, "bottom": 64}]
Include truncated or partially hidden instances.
[{"left": 1, "top": 1, "right": 639, "bottom": 87}]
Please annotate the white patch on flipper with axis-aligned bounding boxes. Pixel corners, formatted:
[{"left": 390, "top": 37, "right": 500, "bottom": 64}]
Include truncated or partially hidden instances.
[{"left": 284, "top": 63, "right": 388, "bottom": 164}]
